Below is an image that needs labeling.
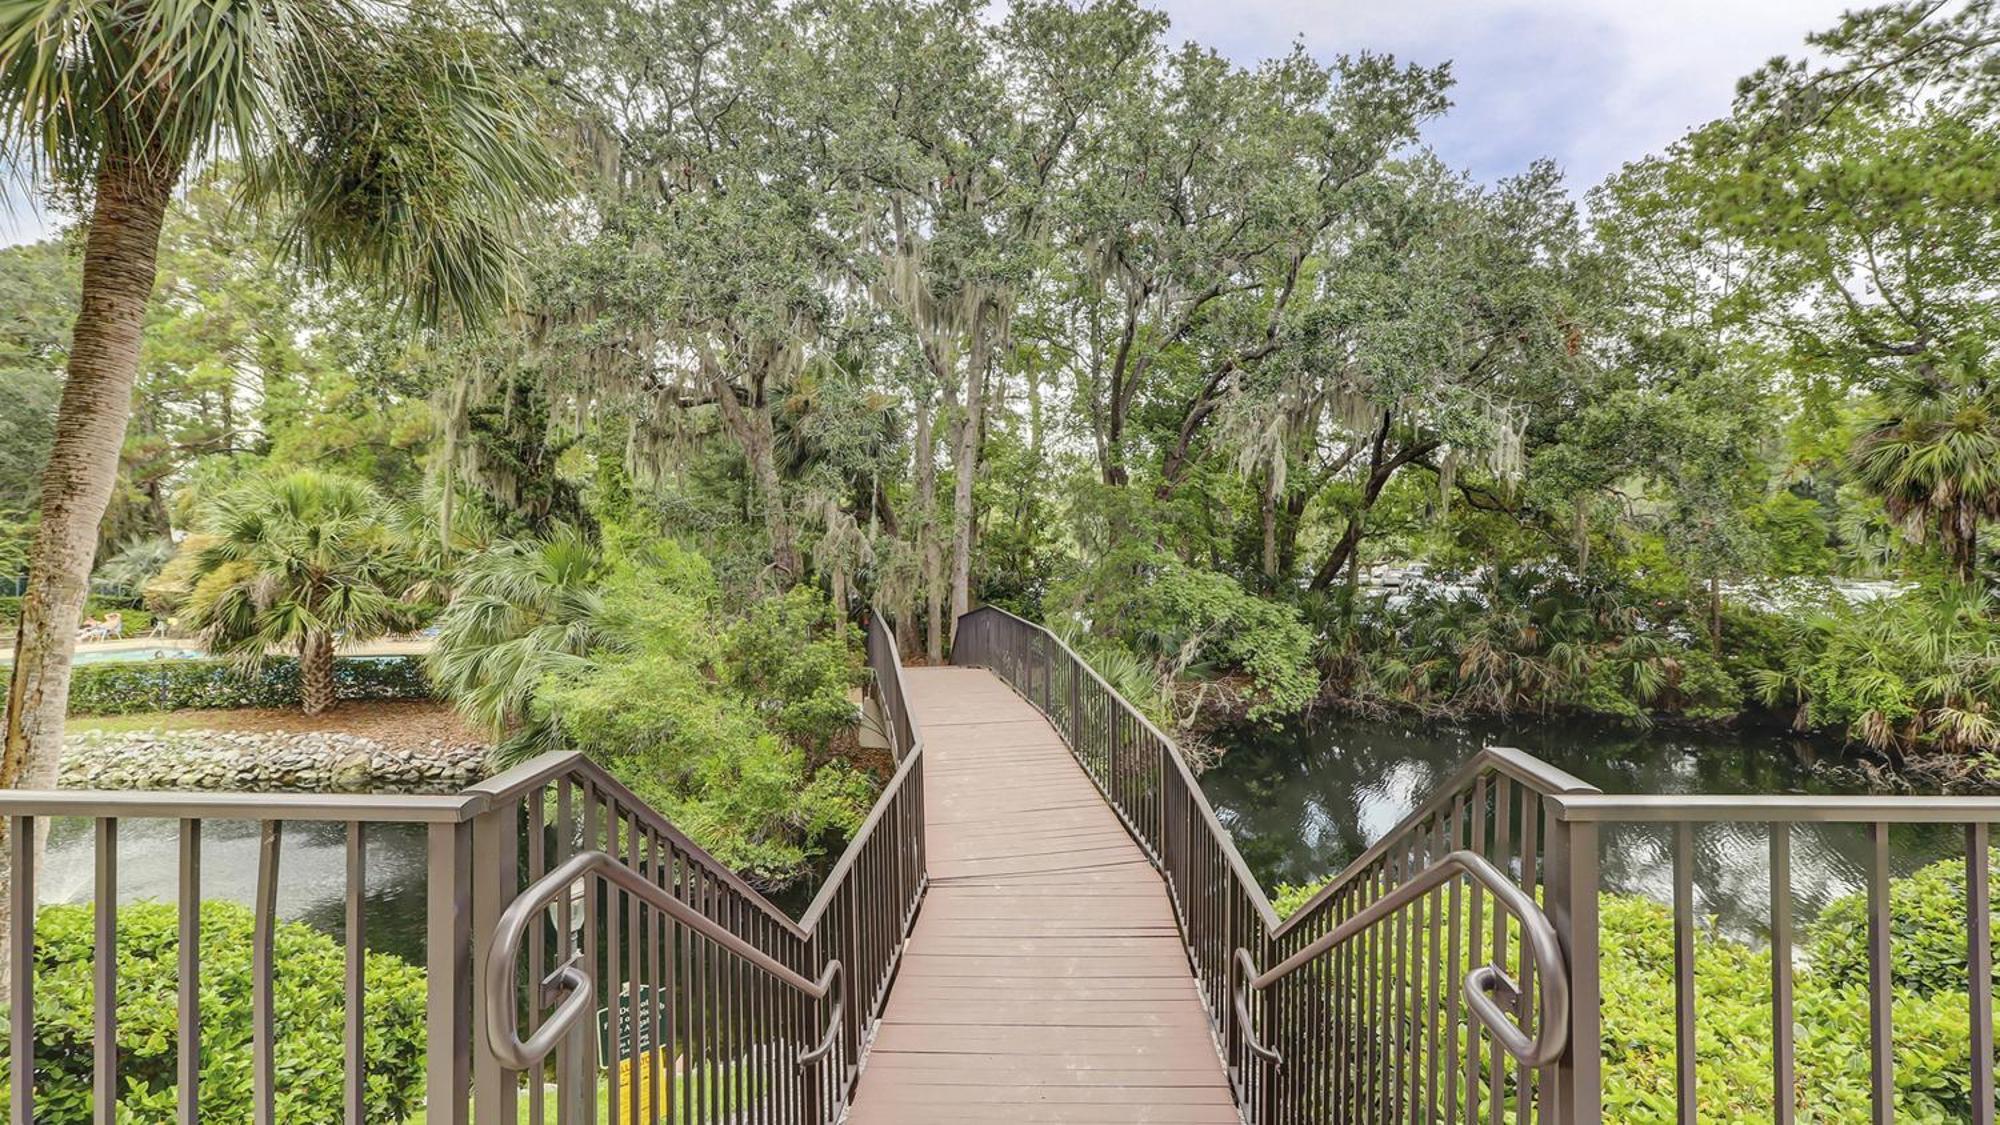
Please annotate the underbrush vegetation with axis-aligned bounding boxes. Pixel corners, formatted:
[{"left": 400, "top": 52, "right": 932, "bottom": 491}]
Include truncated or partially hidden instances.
[
  {"left": 0, "top": 901, "right": 427, "bottom": 1122},
  {"left": 431, "top": 529, "right": 874, "bottom": 889}
]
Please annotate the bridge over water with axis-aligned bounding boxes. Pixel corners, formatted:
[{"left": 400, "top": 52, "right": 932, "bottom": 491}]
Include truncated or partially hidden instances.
[{"left": 5, "top": 607, "right": 1998, "bottom": 1123}]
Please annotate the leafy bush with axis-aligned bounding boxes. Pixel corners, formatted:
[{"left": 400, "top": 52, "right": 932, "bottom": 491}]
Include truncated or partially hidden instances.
[
  {"left": 721, "top": 586, "right": 866, "bottom": 761},
  {"left": 1325, "top": 566, "right": 1744, "bottom": 724},
  {"left": 529, "top": 539, "right": 872, "bottom": 889},
  {"left": 0, "top": 596, "right": 152, "bottom": 634},
  {"left": 1809, "top": 849, "right": 2000, "bottom": 997},
  {"left": 0, "top": 901, "right": 426, "bottom": 1122},
  {"left": 1053, "top": 551, "right": 1319, "bottom": 722},
  {"left": 1753, "top": 584, "right": 2000, "bottom": 754},
  {"left": 58, "top": 655, "right": 431, "bottom": 715}
]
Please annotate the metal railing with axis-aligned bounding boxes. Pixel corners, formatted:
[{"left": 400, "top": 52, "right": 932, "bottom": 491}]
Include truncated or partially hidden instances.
[
  {"left": 950, "top": 605, "right": 2000, "bottom": 1124},
  {"left": 0, "top": 607, "right": 926, "bottom": 1124},
  {"left": 949, "top": 606, "right": 1578, "bottom": 1122}
]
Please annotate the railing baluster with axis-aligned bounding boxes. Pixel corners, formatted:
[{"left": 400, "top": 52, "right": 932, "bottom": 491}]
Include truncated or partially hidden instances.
[
  {"left": 253, "top": 820, "right": 280, "bottom": 1125},
  {"left": 1868, "top": 821, "right": 1893, "bottom": 1125},
  {"left": 529, "top": 787, "right": 548, "bottom": 1125},
  {"left": 625, "top": 811, "right": 642, "bottom": 1124},
  {"left": 1543, "top": 811, "right": 1600, "bottom": 1124},
  {"left": 426, "top": 818, "right": 473, "bottom": 1125},
  {"left": 1516, "top": 791, "right": 1537, "bottom": 1125},
  {"left": 1672, "top": 821, "right": 1695, "bottom": 1125},
  {"left": 1489, "top": 779, "right": 1512, "bottom": 1121},
  {"left": 94, "top": 818, "right": 117, "bottom": 1125},
  {"left": 10, "top": 815, "right": 34, "bottom": 1125},
  {"left": 177, "top": 818, "right": 200, "bottom": 1125},
  {"left": 1428, "top": 812, "right": 1445, "bottom": 1125},
  {"left": 1445, "top": 799, "right": 1463, "bottom": 1125},
  {"left": 1465, "top": 778, "right": 1487, "bottom": 1124},
  {"left": 645, "top": 831, "right": 662, "bottom": 1125},
  {"left": 345, "top": 821, "right": 367, "bottom": 1125},
  {"left": 1772, "top": 824, "right": 1795, "bottom": 1125},
  {"left": 1972, "top": 822, "right": 1994, "bottom": 1125}
]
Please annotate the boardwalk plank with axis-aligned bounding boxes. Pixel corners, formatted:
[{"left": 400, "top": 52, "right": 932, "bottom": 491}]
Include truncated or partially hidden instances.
[{"left": 845, "top": 667, "right": 1237, "bottom": 1125}]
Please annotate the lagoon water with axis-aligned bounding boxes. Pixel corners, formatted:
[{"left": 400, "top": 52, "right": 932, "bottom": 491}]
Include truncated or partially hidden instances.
[
  {"left": 1199, "top": 715, "right": 1962, "bottom": 943},
  {"left": 38, "top": 714, "right": 1962, "bottom": 964}
]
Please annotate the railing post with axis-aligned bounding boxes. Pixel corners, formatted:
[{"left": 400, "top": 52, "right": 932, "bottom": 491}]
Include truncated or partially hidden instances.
[
  {"left": 427, "top": 820, "right": 474, "bottom": 1125},
  {"left": 472, "top": 799, "right": 519, "bottom": 1121},
  {"left": 1542, "top": 811, "right": 1600, "bottom": 1124}
]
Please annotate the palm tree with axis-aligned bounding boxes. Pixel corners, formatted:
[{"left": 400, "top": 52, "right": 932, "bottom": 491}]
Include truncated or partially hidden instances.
[
  {"left": 183, "top": 470, "right": 411, "bottom": 715},
  {"left": 0, "top": 0, "right": 554, "bottom": 791},
  {"left": 426, "top": 528, "right": 616, "bottom": 765},
  {"left": 1852, "top": 369, "right": 2000, "bottom": 586}
]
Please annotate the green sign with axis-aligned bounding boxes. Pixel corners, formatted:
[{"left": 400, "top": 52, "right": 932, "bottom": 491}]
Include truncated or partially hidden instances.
[{"left": 598, "top": 985, "right": 666, "bottom": 1062}]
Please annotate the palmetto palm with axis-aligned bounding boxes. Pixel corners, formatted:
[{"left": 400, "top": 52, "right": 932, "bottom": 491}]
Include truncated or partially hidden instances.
[
  {"left": 0, "top": 0, "right": 555, "bottom": 794},
  {"left": 184, "top": 470, "right": 411, "bottom": 714},
  {"left": 426, "top": 529, "right": 617, "bottom": 765},
  {"left": 1852, "top": 370, "right": 2000, "bottom": 586}
]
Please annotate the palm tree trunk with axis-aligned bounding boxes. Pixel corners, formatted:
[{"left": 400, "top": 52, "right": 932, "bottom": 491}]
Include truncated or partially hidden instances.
[
  {"left": 1, "top": 140, "right": 181, "bottom": 999},
  {"left": 300, "top": 632, "right": 338, "bottom": 716}
]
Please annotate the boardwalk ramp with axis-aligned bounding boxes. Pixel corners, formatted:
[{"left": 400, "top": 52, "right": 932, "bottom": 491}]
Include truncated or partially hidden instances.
[{"left": 845, "top": 667, "right": 1237, "bottom": 1123}]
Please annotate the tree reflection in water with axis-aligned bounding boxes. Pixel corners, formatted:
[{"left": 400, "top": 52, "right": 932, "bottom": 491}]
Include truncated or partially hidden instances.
[{"left": 1202, "top": 715, "right": 1963, "bottom": 944}]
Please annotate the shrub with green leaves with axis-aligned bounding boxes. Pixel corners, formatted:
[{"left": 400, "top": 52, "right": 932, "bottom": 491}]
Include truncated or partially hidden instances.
[
  {"left": 1053, "top": 551, "right": 1318, "bottom": 722},
  {"left": 0, "top": 901, "right": 426, "bottom": 1122},
  {"left": 528, "top": 539, "right": 873, "bottom": 889},
  {"left": 1753, "top": 584, "right": 2000, "bottom": 755},
  {"left": 55, "top": 655, "right": 431, "bottom": 715}
]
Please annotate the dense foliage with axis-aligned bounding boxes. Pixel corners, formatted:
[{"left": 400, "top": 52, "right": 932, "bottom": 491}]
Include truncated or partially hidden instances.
[
  {"left": 3, "top": 1, "right": 1995, "bottom": 771},
  {"left": 0, "top": 901, "right": 427, "bottom": 1122},
  {"left": 431, "top": 531, "right": 874, "bottom": 887}
]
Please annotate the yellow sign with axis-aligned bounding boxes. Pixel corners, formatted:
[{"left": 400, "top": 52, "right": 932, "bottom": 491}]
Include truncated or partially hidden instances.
[{"left": 611, "top": 1048, "right": 675, "bottom": 1122}]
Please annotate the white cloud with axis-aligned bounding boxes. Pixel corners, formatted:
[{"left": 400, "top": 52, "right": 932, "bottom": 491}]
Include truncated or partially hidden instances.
[
  {"left": 2, "top": 178, "right": 58, "bottom": 248},
  {"left": 1145, "top": 0, "right": 1851, "bottom": 192}
]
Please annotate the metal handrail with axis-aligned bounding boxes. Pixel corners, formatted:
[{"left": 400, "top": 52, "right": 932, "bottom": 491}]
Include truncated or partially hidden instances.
[
  {"left": 949, "top": 604, "right": 1586, "bottom": 1124},
  {"left": 952, "top": 604, "right": 1282, "bottom": 930},
  {"left": 1270, "top": 746, "right": 1599, "bottom": 940},
  {"left": 1240, "top": 849, "right": 1572, "bottom": 1068},
  {"left": 484, "top": 849, "right": 843, "bottom": 1071},
  {"left": 473, "top": 605, "right": 926, "bottom": 1121}
]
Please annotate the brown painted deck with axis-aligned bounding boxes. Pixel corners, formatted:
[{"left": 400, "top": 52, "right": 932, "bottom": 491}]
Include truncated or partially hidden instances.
[{"left": 845, "top": 667, "right": 1238, "bottom": 1125}]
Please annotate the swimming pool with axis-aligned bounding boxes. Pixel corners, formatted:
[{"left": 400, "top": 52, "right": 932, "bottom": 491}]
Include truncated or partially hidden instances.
[{"left": 71, "top": 645, "right": 207, "bottom": 664}]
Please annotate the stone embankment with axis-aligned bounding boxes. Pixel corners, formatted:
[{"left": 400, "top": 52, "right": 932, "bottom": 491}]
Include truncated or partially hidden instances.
[{"left": 62, "top": 729, "right": 489, "bottom": 794}]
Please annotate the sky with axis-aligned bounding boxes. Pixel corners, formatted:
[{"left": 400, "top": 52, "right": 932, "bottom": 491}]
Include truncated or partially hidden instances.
[
  {"left": 1149, "top": 0, "right": 1850, "bottom": 192},
  {"left": 1, "top": 0, "right": 1852, "bottom": 246}
]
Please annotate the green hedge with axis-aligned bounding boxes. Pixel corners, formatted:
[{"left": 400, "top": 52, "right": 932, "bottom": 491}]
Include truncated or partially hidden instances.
[
  {"left": 0, "top": 901, "right": 427, "bottom": 1122},
  {"left": 0, "top": 597, "right": 152, "bottom": 635},
  {"left": 63, "top": 655, "right": 432, "bottom": 715}
]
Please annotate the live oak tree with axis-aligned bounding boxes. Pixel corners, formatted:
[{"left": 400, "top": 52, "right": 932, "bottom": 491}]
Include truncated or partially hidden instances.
[
  {"left": 1671, "top": 1, "right": 2000, "bottom": 584},
  {"left": 0, "top": 0, "right": 553, "bottom": 991}
]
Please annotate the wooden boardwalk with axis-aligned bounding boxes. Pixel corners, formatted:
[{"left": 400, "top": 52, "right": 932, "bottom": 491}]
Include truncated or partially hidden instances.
[{"left": 845, "top": 667, "right": 1238, "bottom": 1124}]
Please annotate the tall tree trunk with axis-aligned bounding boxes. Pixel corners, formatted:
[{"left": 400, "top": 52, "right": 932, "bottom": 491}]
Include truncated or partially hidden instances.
[
  {"left": 948, "top": 302, "right": 992, "bottom": 639},
  {"left": 1709, "top": 574, "right": 1724, "bottom": 658},
  {"left": 1261, "top": 465, "right": 1280, "bottom": 581},
  {"left": 300, "top": 631, "right": 338, "bottom": 716},
  {"left": 1, "top": 142, "right": 180, "bottom": 999},
  {"left": 913, "top": 392, "right": 942, "bottom": 662},
  {"left": 709, "top": 362, "right": 800, "bottom": 586}
]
